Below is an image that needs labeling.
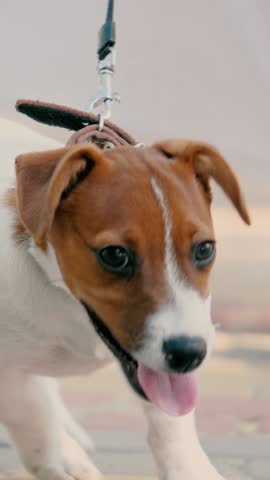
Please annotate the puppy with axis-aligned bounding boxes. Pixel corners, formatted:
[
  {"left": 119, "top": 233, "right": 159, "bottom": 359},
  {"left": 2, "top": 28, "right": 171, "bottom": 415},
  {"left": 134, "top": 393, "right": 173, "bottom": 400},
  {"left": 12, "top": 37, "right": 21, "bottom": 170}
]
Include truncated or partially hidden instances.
[{"left": 0, "top": 139, "right": 250, "bottom": 480}]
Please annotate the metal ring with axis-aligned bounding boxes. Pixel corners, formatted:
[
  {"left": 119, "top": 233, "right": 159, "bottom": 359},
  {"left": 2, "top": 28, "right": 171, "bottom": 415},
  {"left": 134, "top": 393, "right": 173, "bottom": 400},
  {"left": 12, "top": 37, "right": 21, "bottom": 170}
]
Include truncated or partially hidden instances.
[{"left": 103, "top": 141, "right": 115, "bottom": 150}]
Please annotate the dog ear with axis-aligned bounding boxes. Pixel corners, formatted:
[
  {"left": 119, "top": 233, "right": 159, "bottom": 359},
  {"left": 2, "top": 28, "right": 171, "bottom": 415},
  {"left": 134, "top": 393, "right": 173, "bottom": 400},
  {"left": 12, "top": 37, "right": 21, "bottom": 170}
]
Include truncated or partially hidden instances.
[
  {"left": 154, "top": 139, "right": 251, "bottom": 225},
  {"left": 15, "top": 143, "right": 105, "bottom": 248}
]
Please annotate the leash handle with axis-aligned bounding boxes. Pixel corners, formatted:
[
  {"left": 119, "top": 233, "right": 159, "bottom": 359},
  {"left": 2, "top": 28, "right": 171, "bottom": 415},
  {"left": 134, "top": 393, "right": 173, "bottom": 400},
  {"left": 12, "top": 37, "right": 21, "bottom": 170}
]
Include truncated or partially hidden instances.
[{"left": 86, "top": 0, "right": 120, "bottom": 129}]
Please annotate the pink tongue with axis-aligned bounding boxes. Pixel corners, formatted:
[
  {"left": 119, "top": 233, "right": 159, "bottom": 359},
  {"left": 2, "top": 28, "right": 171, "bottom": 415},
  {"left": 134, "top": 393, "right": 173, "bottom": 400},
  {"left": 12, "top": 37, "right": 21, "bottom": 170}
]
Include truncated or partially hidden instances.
[{"left": 137, "top": 364, "right": 198, "bottom": 416}]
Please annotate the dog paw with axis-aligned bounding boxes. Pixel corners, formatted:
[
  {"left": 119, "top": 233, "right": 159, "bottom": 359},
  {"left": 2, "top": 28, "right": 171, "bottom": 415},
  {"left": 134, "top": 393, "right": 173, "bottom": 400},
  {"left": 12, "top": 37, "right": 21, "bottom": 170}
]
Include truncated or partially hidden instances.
[
  {"left": 63, "top": 437, "right": 101, "bottom": 480},
  {"left": 30, "top": 433, "right": 101, "bottom": 480},
  {"left": 166, "top": 470, "right": 225, "bottom": 480},
  {"left": 34, "top": 464, "right": 101, "bottom": 480},
  {"left": 32, "top": 464, "right": 73, "bottom": 480},
  {"left": 161, "top": 461, "right": 225, "bottom": 480}
]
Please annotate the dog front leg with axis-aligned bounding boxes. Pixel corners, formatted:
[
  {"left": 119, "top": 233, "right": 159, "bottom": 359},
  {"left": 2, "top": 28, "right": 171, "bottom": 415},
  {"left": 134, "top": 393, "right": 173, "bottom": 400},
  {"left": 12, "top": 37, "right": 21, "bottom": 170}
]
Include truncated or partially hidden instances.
[
  {"left": 142, "top": 403, "right": 225, "bottom": 480},
  {"left": 0, "top": 371, "right": 101, "bottom": 480}
]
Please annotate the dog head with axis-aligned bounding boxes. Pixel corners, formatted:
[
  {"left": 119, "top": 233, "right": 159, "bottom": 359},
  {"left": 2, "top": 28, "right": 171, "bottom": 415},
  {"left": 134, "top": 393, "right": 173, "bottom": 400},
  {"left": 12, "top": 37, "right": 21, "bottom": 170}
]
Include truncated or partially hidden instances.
[{"left": 15, "top": 140, "right": 250, "bottom": 415}]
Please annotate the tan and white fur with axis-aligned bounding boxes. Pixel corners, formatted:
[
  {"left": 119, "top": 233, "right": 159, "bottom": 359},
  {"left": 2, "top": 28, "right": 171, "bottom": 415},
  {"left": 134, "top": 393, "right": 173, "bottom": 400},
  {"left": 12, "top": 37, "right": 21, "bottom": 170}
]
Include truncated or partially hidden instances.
[{"left": 0, "top": 140, "right": 250, "bottom": 480}]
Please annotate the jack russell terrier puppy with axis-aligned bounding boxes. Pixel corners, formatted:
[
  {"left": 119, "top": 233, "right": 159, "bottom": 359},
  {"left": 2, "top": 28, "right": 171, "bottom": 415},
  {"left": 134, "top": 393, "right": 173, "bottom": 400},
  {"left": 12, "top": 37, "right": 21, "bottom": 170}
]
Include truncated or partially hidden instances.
[{"left": 0, "top": 139, "right": 250, "bottom": 480}]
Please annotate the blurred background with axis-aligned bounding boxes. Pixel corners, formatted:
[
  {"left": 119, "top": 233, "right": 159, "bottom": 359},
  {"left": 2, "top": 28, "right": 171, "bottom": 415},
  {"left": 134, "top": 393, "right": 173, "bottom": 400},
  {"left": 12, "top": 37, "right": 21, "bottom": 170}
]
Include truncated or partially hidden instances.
[{"left": 0, "top": 1, "right": 269, "bottom": 479}]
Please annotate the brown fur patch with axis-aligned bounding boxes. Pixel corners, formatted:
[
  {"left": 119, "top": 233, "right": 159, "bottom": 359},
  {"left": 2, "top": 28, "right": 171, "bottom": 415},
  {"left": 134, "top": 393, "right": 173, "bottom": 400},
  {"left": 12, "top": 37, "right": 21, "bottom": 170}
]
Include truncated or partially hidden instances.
[{"left": 15, "top": 144, "right": 105, "bottom": 249}]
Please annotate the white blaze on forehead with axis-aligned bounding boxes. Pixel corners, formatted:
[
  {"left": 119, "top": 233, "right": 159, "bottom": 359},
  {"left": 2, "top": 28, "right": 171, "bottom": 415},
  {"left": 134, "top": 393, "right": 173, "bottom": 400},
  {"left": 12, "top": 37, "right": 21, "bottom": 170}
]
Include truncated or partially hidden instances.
[
  {"left": 132, "top": 178, "right": 214, "bottom": 370},
  {"left": 150, "top": 178, "right": 180, "bottom": 299}
]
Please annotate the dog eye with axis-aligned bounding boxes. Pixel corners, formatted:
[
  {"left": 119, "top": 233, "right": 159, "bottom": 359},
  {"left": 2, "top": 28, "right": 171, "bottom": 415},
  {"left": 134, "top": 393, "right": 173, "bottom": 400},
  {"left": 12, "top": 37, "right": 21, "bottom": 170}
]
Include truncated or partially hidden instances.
[
  {"left": 191, "top": 241, "right": 215, "bottom": 269},
  {"left": 96, "top": 246, "right": 135, "bottom": 276}
]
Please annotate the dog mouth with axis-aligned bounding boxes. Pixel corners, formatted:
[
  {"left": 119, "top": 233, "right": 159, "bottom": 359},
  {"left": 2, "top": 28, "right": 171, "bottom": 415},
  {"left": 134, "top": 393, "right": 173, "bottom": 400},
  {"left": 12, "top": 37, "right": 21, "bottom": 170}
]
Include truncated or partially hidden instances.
[{"left": 81, "top": 301, "right": 198, "bottom": 416}]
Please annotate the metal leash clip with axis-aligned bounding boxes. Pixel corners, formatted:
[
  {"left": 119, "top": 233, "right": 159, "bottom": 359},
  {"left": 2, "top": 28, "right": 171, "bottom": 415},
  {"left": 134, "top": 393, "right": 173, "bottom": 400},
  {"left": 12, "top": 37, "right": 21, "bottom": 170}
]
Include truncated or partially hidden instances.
[{"left": 87, "top": 0, "right": 119, "bottom": 130}]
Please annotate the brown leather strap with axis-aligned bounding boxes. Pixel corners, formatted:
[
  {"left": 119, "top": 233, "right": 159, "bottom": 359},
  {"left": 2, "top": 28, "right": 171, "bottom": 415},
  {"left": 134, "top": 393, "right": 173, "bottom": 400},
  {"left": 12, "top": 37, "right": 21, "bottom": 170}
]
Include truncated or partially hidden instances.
[
  {"left": 67, "top": 124, "right": 135, "bottom": 148},
  {"left": 16, "top": 99, "right": 139, "bottom": 149}
]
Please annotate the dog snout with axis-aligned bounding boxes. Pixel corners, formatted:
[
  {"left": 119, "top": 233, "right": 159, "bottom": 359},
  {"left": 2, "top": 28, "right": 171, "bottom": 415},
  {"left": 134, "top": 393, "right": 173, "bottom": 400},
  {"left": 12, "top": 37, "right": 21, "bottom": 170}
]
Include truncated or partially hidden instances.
[{"left": 163, "top": 335, "right": 207, "bottom": 373}]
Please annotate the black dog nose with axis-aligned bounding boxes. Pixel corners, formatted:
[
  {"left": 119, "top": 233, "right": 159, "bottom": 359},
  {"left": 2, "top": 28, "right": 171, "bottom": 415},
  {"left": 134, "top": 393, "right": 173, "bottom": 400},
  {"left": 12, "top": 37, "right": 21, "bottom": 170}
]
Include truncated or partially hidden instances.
[{"left": 163, "top": 336, "right": 207, "bottom": 373}]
